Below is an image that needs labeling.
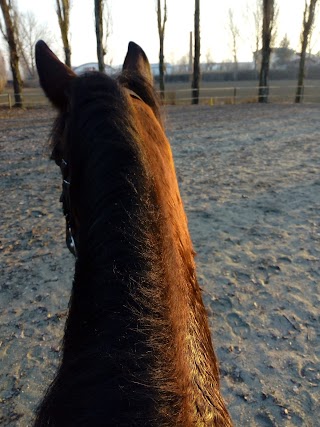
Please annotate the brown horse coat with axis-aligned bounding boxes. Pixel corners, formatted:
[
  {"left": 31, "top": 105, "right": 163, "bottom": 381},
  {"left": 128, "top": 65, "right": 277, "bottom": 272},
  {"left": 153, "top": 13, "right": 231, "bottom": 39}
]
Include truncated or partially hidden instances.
[{"left": 34, "top": 40, "right": 233, "bottom": 427}]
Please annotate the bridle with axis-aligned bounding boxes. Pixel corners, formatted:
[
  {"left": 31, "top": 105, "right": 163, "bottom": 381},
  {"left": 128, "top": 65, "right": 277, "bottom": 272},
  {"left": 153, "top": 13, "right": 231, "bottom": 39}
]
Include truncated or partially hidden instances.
[
  {"left": 56, "top": 88, "right": 143, "bottom": 258},
  {"left": 59, "top": 158, "right": 77, "bottom": 258}
]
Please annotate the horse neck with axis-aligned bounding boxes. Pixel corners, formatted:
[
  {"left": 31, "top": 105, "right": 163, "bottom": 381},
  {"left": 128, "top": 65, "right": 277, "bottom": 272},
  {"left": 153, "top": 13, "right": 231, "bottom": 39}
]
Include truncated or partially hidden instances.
[
  {"left": 58, "top": 97, "right": 227, "bottom": 425},
  {"left": 130, "top": 102, "right": 232, "bottom": 424}
]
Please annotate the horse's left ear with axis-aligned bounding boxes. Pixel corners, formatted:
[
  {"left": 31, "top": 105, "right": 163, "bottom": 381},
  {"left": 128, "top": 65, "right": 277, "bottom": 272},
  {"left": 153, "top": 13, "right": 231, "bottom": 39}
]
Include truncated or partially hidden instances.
[
  {"left": 122, "top": 41, "right": 153, "bottom": 85},
  {"left": 36, "top": 40, "right": 76, "bottom": 109}
]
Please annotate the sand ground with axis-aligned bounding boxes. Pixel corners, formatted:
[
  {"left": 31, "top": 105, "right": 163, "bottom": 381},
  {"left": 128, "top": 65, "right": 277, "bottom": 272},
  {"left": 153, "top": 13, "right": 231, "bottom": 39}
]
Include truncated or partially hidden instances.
[{"left": 0, "top": 104, "right": 319, "bottom": 426}]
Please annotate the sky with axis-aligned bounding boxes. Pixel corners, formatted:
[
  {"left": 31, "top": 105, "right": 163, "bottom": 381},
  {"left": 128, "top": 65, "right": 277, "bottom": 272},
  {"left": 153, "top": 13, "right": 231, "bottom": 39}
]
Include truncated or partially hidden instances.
[{"left": 3, "top": 0, "right": 320, "bottom": 68}]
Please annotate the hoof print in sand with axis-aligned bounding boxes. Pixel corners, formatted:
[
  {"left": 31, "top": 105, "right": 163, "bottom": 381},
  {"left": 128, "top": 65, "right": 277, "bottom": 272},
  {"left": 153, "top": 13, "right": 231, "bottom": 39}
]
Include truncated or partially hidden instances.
[{"left": 227, "top": 312, "right": 250, "bottom": 338}]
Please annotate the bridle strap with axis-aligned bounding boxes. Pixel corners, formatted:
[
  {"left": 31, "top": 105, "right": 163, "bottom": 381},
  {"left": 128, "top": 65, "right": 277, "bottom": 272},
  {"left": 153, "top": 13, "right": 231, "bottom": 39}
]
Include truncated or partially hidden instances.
[
  {"left": 59, "top": 159, "right": 77, "bottom": 258},
  {"left": 126, "top": 88, "right": 143, "bottom": 102}
]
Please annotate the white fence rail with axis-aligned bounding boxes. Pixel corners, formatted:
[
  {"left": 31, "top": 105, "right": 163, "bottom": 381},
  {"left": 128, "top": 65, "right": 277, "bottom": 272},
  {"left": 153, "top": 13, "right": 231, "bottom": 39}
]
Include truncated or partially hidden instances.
[
  {"left": 161, "top": 85, "right": 320, "bottom": 105},
  {"left": 0, "top": 92, "right": 50, "bottom": 108},
  {"left": 1, "top": 85, "right": 320, "bottom": 107}
]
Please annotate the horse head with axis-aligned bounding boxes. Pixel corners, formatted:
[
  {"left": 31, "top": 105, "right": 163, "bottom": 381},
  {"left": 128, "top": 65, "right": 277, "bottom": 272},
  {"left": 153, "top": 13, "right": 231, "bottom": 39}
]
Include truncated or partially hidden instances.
[{"left": 35, "top": 40, "right": 154, "bottom": 258}]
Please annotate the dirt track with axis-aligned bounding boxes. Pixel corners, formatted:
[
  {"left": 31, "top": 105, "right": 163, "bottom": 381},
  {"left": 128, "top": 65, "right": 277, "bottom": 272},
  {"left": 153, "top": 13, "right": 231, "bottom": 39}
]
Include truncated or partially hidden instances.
[{"left": 1, "top": 104, "right": 319, "bottom": 426}]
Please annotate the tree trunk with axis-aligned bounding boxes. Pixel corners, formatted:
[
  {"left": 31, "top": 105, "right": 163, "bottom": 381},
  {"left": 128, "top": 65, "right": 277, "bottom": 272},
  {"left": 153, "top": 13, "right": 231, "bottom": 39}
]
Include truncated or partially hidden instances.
[
  {"left": 56, "top": 0, "right": 71, "bottom": 67},
  {"left": 189, "top": 31, "right": 193, "bottom": 74},
  {"left": 253, "top": 4, "right": 262, "bottom": 79},
  {"left": 258, "top": 0, "right": 274, "bottom": 103},
  {"left": 95, "top": 0, "right": 105, "bottom": 72},
  {"left": 157, "top": 0, "right": 167, "bottom": 100},
  {"left": 228, "top": 9, "right": 239, "bottom": 81},
  {"left": 0, "top": 0, "right": 23, "bottom": 107},
  {"left": 159, "top": 33, "right": 165, "bottom": 96},
  {"left": 0, "top": 51, "right": 6, "bottom": 93},
  {"left": 191, "top": 0, "right": 200, "bottom": 105},
  {"left": 258, "top": 46, "right": 271, "bottom": 103},
  {"left": 295, "top": 0, "right": 318, "bottom": 103}
]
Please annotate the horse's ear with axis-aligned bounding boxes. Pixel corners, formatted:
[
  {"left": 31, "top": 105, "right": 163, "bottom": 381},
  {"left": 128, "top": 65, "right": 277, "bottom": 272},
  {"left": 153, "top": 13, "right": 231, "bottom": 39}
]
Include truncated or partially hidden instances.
[
  {"left": 122, "top": 41, "right": 153, "bottom": 85},
  {"left": 35, "top": 40, "right": 76, "bottom": 109}
]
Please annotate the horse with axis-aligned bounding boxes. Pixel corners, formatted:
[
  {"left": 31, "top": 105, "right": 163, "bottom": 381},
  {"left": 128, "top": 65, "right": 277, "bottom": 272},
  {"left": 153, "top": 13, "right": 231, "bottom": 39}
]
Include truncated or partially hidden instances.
[{"left": 34, "top": 40, "right": 233, "bottom": 427}]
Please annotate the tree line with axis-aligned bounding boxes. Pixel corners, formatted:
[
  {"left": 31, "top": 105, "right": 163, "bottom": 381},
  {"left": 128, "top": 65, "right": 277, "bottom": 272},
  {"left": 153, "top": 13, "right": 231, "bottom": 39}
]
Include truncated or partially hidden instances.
[
  {"left": 0, "top": 0, "right": 112, "bottom": 106},
  {"left": 0, "top": 0, "right": 319, "bottom": 107}
]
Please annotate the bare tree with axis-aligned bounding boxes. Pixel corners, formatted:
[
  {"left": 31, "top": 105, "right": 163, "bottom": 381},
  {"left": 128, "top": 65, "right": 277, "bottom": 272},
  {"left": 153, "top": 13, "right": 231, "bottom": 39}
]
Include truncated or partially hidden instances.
[
  {"left": 205, "top": 49, "right": 214, "bottom": 71},
  {"left": 276, "top": 34, "right": 295, "bottom": 67},
  {"left": 104, "top": 5, "right": 112, "bottom": 65},
  {"left": 228, "top": 8, "right": 240, "bottom": 80},
  {"left": 94, "top": 0, "right": 112, "bottom": 72},
  {"left": 295, "top": 0, "right": 318, "bottom": 103},
  {"left": 243, "top": 1, "right": 261, "bottom": 74},
  {"left": 56, "top": 0, "right": 71, "bottom": 67},
  {"left": 18, "top": 11, "right": 54, "bottom": 80},
  {"left": 0, "top": 49, "right": 6, "bottom": 92},
  {"left": 253, "top": 3, "right": 262, "bottom": 73},
  {"left": 191, "top": 0, "right": 200, "bottom": 105},
  {"left": 258, "top": 0, "right": 277, "bottom": 103},
  {"left": 189, "top": 31, "right": 193, "bottom": 73},
  {"left": 177, "top": 54, "right": 188, "bottom": 73},
  {"left": 157, "top": 0, "right": 167, "bottom": 99},
  {"left": 243, "top": 1, "right": 263, "bottom": 75},
  {"left": 0, "top": 0, "right": 23, "bottom": 106}
]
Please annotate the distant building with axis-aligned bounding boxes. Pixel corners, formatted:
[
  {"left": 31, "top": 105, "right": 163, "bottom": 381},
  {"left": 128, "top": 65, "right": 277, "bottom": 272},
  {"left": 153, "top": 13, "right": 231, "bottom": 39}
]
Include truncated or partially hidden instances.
[
  {"left": 150, "top": 63, "right": 173, "bottom": 76},
  {"left": 73, "top": 62, "right": 116, "bottom": 75},
  {"left": 200, "top": 62, "right": 255, "bottom": 72},
  {"left": 253, "top": 48, "right": 320, "bottom": 70},
  {"left": 168, "top": 61, "right": 255, "bottom": 74}
]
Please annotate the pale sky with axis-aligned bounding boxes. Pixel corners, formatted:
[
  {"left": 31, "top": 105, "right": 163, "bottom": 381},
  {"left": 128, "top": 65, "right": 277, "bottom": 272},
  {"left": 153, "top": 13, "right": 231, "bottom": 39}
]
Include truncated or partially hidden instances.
[{"left": 5, "top": 0, "right": 320, "bottom": 67}]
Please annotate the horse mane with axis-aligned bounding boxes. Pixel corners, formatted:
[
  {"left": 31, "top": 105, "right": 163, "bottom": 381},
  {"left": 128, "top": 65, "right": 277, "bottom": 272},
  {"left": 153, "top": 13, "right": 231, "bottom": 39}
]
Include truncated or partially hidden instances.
[{"left": 35, "top": 70, "right": 231, "bottom": 426}]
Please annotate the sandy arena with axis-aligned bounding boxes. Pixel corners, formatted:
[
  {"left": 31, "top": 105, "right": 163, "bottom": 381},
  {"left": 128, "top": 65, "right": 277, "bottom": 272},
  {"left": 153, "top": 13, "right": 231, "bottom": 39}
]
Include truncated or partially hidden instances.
[{"left": 0, "top": 103, "right": 319, "bottom": 426}]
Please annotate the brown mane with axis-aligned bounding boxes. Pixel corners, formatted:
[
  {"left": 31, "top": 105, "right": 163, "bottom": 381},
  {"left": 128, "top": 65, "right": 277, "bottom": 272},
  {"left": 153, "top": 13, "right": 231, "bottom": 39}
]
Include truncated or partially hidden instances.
[{"left": 34, "top": 40, "right": 232, "bottom": 426}]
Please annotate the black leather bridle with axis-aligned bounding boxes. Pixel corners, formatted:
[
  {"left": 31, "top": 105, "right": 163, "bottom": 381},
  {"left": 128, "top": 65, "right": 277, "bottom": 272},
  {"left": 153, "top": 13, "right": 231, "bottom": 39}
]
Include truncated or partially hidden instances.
[{"left": 59, "top": 158, "right": 77, "bottom": 258}]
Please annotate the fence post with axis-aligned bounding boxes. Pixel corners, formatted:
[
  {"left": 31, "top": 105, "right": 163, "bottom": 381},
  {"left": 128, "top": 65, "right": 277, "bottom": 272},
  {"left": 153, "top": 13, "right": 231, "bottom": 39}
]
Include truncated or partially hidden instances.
[
  {"left": 8, "top": 93, "right": 12, "bottom": 109},
  {"left": 233, "top": 87, "right": 237, "bottom": 104}
]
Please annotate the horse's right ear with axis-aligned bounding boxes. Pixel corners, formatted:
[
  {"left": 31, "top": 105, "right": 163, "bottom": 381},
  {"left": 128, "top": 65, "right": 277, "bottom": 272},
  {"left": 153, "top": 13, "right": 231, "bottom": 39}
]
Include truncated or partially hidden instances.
[
  {"left": 35, "top": 40, "right": 76, "bottom": 109},
  {"left": 122, "top": 41, "right": 153, "bottom": 85}
]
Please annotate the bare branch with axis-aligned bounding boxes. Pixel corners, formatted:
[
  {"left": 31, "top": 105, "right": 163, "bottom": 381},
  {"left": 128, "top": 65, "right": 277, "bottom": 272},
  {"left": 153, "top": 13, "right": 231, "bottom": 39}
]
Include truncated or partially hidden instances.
[{"left": 228, "top": 8, "right": 240, "bottom": 80}]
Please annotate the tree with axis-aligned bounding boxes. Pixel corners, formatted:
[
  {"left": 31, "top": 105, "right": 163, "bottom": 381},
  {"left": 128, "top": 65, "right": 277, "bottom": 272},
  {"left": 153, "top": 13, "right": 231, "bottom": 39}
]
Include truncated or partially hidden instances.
[
  {"left": 56, "top": 0, "right": 71, "bottom": 67},
  {"left": 0, "top": 50, "right": 6, "bottom": 93},
  {"left": 228, "top": 8, "right": 240, "bottom": 81},
  {"left": 0, "top": 0, "right": 23, "bottom": 107},
  {"left": 94, "top": 0, "right": 112, "bottom": 72},
  {"left": 157, "top": 0, "right": 167, "bottom": 99},
  {"left": 295, "top": 0, "right": 318, "bottom": 103},
  {"left": 18, "top": 11, "right": 54, "bottom": 80},
  {"left": 177, "top": 54, "right": 188, "bottom": 73},
  {"left": 205, "top": 49, "right": 215, "bottom": 71},
  {"left": 258, "top": 0, "right": 277, "bottom": 103},
  {"left": 252, "top": 2, "right": 262, "bottom": 74},
  {"left": 275, "top": 34, "right": 295, "bottom": 67},
  {"left": 191, "top": 0, "right": 200, "bottom": 105},
  {"left": 95, "top": 0, "right": 104, "bottom": 72}
]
